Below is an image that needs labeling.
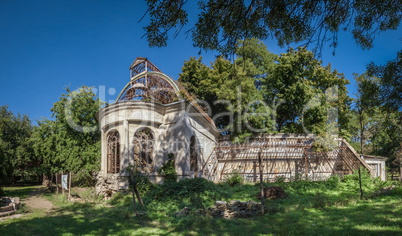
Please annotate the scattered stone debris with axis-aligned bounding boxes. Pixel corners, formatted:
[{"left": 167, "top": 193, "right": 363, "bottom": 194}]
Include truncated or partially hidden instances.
[
  {"left": 69, "top": 194, "right": 84, "bottom": 203},
  {"left": 95, "top": 175, "right": 118, "bottom": 200},
  {"left": 207, "top": 200, "right": 262, "bottom": 219},
  {"left": 175, "top": 207, "right": 190, "bottom": 217},
  {"left": 0, "top": 197, "right": 20, "bottom": 217},
  {"left": 257, "top": 186, "right": 288, "bottom": 199}
]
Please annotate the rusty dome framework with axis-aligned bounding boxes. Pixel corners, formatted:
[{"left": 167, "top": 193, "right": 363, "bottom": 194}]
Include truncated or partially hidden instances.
[{"left": 116, "top": 57, "right": 181, "bottom": 104}]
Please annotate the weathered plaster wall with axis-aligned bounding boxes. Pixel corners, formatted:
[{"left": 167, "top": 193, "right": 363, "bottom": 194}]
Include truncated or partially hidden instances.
[{"left": 97, "top": 100, "right": 220, "bottom": 192}]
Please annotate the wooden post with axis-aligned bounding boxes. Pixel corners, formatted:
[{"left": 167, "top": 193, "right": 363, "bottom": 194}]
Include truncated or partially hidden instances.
[
  {"left": 68, "top": 172, "right": 71, "bottom": 200},
  {"left": 61, "top": 172, "right": 65, "bottom": 194},
  {"left": 358, "top": 167, "right": 363, "bottom": 200},
  {"left": 56, "top": 173, "right": 59, "bottom": 194},
  {"left": 253, "top": 161, "right": 257, "bottom": 183},
  {"left": 258, "top": 149, "right": 265, "bottom": 215}
]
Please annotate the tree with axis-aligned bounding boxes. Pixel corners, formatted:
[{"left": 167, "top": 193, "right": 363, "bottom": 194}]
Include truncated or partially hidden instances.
[
  {"left": 351, "top": 73, "right": 381, "bottom": 154},
  {"left": 366, "top": 51, "right": 402, "bottom": 180},
  {"left": 180, "top": 40, "right": 350, "bottom": 142},
  {"left": 367, "top": 50, "right": 402, "bottom": 111},
  {"left": 263, "top": 47, "right": 351, "bottom": 136},
  {"left": 31, "top": 86, "right": 102, "bottom": 185},
  {"left": 0, "top": 106, "right": 15, "bottom": 185},
  {"left": 179, "top": 56, "right": 228, "bottom": 129},
  {"left": 179, "top": 39, "right": 277, "bottom": 141},
  {"left": 143, "top": 0, "right": 402, "bottom": 54},
  {"left": 0, "top": 106, "right": 37, "bottom": 186},
  {"left": 30, "top": 119, "right": 60, "bottom": 177}
]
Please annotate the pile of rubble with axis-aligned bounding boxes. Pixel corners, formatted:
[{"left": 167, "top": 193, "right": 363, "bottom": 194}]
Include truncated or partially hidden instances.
[
  {"left": 257, "top": 186, "right": 288, "bottom": 199},
  {"left": 207, "top": 200, "right": 262, "bottom": 219},
  {"left": 0, "top": 197, "right": 20, "bottom": 217},
  {"left": 95, "top": 175, "right": 118, "bottom": 199}
]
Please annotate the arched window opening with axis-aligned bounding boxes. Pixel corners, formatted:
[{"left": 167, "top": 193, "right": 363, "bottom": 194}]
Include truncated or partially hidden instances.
[
  {"left": 107, "top": 130, "right": 120, "bottom": 174},
  {"left": 134, "top": 128, "right": 154, "bottom": 173},
  {"left": 190, "top": 136, "right": 198, "bottom": 172}
]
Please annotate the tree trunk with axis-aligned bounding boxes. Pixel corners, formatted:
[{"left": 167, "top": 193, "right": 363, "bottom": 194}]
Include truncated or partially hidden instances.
[
  {"left": 130, "top": 175, "right": 144, "bottom": 212},
  {"left": 399, "top": 164, "right": 402, "bottom": 182}
]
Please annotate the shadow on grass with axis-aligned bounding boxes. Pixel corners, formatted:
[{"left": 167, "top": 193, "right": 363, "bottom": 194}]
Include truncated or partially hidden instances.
[
  {"left": 0, "top": 202, "right": 172, "bottom": 236},
  {"left": 1, "top": 183, "right": 402, "bottom": 236},
  {"left": 3, "top": 185, "right": 42, "bottom": 199},
  {"left": 1, "top": 197, "right": 401, "bottom": 236}
]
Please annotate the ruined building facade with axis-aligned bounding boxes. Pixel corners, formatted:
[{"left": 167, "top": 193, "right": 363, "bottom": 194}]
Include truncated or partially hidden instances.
[
  {"left": 97, "top": 58, "right": 220, "bottom": 193},
  {"left": 97, "top": 57, "right": 384, "bottom": 195}
]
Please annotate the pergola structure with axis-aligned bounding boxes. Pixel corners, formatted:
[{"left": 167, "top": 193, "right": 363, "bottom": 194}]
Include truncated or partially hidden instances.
[{"left": 202, "top": 134, "right": 371, "bottom": 182}]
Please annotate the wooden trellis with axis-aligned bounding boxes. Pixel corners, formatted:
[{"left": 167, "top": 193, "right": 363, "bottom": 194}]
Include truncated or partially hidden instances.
[{"left": 202, "top": 134, "right": 371, "bottom": 182}]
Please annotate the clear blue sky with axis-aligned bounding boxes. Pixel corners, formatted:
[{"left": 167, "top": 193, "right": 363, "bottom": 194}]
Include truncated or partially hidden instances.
[{"left": 0, "top": 0, "right": 401, "bottom": 124}]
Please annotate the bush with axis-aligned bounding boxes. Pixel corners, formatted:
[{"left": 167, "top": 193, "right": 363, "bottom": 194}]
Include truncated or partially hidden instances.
[
  {"left": 147, "top": 178, "right": 225, "bottom": 209},
  {"left": 159, "top": 153, "right": 177, "bottom": 183},
  {"left": 326, "top": 175, "right": 341, "bottom": 188},
  {"left": 224, "top": 170, "right": 244, "bottom": 187},
  {"left": 312, "top": 193, "right": 330, "bottom": 209}
]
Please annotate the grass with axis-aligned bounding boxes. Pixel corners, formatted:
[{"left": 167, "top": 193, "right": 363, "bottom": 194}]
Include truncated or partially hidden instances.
[
  {"left": 1, "top": 174, "right": 402, "bottom": 235},
  {"left": 3, "top": 185, "right": 41, "bottom": 199}
]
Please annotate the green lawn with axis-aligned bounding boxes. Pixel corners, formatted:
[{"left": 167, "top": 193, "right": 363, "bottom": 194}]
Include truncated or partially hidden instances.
[{"left": 1, "top": 175, "right": 402, "bottom": 236}]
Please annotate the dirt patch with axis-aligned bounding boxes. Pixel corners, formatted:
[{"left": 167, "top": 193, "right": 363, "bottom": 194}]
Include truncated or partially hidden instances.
[
  {"left": 23, "top": 187, "right": 55, "bottom": 212},
  {"left": 0, "top": 214, "right": 24, "bottom": 221}
]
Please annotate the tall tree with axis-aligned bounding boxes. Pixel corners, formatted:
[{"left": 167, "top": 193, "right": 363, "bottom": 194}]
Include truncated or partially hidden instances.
[
  {"left": 352, "top": 73, "right": 381, "bottom": 154},
  {"left": 179, "top": 40, "right": 350, "bottom": 142},
  {"left": 143, "top": 0, "right": 402, "bottom": 54},
  {"left": 31, "top": 86, "right": 102, "bottom": 183},
  {"left": 367, "top": 50, "right": 402, "bottom": 111},
  {"left": 366, "top": 51, "right": 402, "bottom": 180},
  {"left": 263, "top": 47, "right": 351, "bottom": 135},
  {"left": 0, "top": 106, "right": 36, "bottom": 185},
  {"left": 179, "top": 39, "right": 277, "bottom": 141}
]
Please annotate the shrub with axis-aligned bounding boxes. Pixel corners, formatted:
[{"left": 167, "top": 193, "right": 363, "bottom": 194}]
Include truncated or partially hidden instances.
[
  {"left": 147, "top": 178, "right": 225, "bottom": 209},
  {"left": 326, "top": 175, "right": 341, "bottom": 188},
  {"left": 224, "top": 170, "right": 244, "bottom": 187},
  {"left": 159, "top": 153, "right": 177, "bottom": 183},
  {"left": 312, "top": 193, "right": 330, "bottom": 209}
]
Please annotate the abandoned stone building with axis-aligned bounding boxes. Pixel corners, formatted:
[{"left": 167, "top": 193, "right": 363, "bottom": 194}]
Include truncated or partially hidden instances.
[
  {"left": 97, "top": 57, "right": 220, "bottom": 192},
  {"left": 96, "top": 57, "right": 385, "bottom": 194}
]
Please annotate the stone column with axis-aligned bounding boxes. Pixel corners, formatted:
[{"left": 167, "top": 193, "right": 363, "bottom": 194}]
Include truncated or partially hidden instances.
[
  {"left": 100, "top": 128, "right": 106, "bottom": 176},
  {"left": 124, "top": 119, "right": 130, "bottom": 165}
]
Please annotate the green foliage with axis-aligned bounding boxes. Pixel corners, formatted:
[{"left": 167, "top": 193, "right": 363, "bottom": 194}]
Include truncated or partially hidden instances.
[
  {"left": 179, "top": 43, "right": 351, "bottom": 141},
  {"left": 311, "top": 193, "right": 331, "bottom": 209},
  {"left": 264, "top": 47, "right": 350, "bottom": 135},
  {"left": 144, "top": 0, "right": 402, "bottom": 54},
  {"left": 126, "top": 164, "right": 153, "bottom": 195},
  {"left": 368, "top": 50, "right": 402, "bottom": 111},
  {"left": 158, "top": 153, "right": 177, "bottom": 183},
  {"left": 0, "top": 105, "right": 38, "bottom": 185},
  {"left": 2, "top": 179, "right": 402, "bottom": 235},
  {"left": 179, "top": 39, "right": 277, "bottom": 139},
  {"left": 147, "top": 178, "right": 225, "bottom": 209},
  {"left": 224, "top": 170, "right": 244, "bottom": 187},
  {"left": 31, "top": 86, "right": 102, "bottom": 178}
]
